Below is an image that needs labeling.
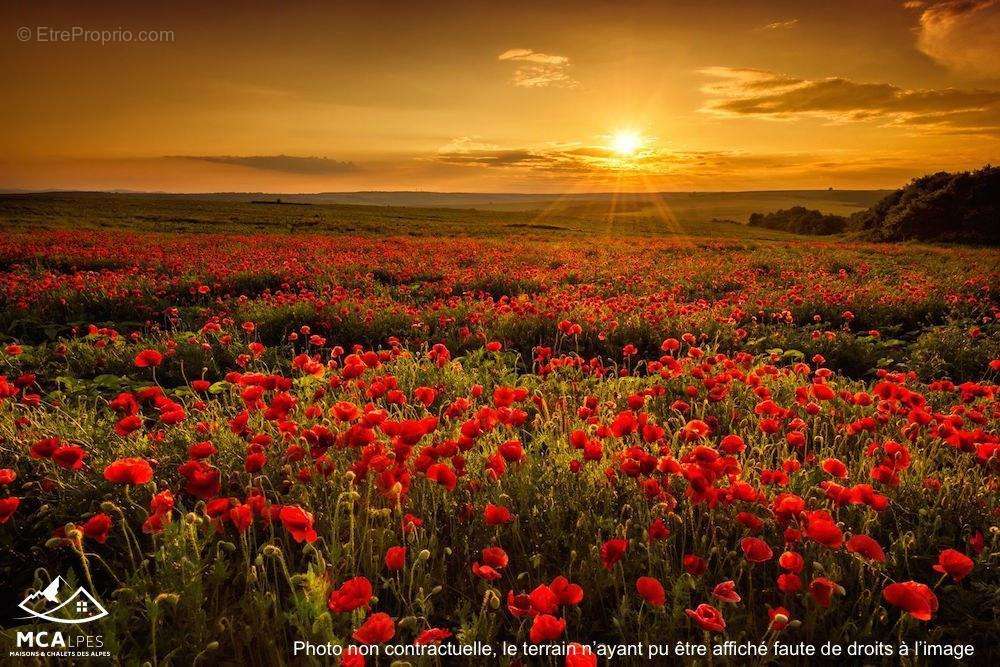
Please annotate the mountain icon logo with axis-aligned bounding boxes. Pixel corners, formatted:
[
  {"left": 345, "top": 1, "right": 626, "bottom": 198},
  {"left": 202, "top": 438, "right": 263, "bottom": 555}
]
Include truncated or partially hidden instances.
[{"left": 17, "top": 576, "right": 109, "bottom": 624}]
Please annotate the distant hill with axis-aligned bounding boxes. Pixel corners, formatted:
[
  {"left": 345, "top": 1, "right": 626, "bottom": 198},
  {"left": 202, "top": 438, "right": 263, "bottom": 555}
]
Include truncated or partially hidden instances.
[{"left": 848, "top": 165, "right": 998, "bottom": 244}]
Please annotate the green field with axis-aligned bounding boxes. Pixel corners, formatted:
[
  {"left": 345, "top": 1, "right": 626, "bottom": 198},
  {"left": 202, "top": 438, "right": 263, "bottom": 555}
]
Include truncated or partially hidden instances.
[{"left": 0, "top": 190, "right": 887, "bottom": 239}]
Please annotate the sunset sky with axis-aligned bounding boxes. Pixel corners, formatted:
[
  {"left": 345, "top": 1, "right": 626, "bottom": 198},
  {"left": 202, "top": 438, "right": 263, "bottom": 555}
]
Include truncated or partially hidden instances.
[{"left": 2, "top": 0, "right": 999, "bottom": 192}]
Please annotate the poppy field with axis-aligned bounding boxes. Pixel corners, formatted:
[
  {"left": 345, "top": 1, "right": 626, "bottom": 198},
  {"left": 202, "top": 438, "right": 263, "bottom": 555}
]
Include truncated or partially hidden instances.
[{"left": 0, "top": 226, "right": 998, "bottom": 663}]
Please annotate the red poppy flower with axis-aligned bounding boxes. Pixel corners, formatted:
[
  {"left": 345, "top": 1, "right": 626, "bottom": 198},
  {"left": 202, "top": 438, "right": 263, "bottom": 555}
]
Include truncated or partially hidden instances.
[
  {"left": 806, "top": 518, "right": 844, "bottom": 549},
  {"left": 683, "top": 554, "right": 707, "bottom": 576},
  {"left": 484, "top": 503, "right": 514, "bottom": 525},
  {"left": 229, "top": 503, "right": 253, "bottom": 533},
  {"left": 600, "top": 538, "right": 628, "bottom": 570},
  {"left": 278, "top": 505, "right": 317, "bottom": 543},
  {"left": 565, "top": 642, "right": 597, "bottom": 667},
  {"left": 777, "top": 573, "right": 802, "bottom": 593},
  {"left": 529, "top": 584, "right": 559, "bottom": 615},
  {"left": 328, "top": 576, "right": 373, "bottom": 613},
  {"left": 0, "top": 469, "right": 15, "bottom": 485},
  {"left": 808, "top": 577, "right": 840, "bottom": 607},
  {"left": 134, "top": 349, "right": 164, "bottom": 368},
  {"left": 711, "top": 580, "right": 741, "bottom": 604},
  {"left": 150, "top": 489, "right": 174, "bottom": 514},
  {"left": 472, "top": 562, "right": 502, "bottom": 581},
  {"left": 52, "top": 445, "right": 87, "bottom": 471},
  {"left": 740, "top": 536, "right": 773, "bottom": 563},
  {"left": 821, "top": 457, "right": 848, "bottom": 479},
  {"left": 385, "top": 546, "right": 406, "bottom": 571},
  {"left": 846, "top": 535, "right": 885, "bottom": 562},
  {"left": 636, "top": 576, "right": 666, "bottom": 606},
  {"left": 529, "top": 614, "right": 566, "bottom": 643},
  {"left": 507, "top": 590, "right": 533, "bottom": 617},
  {"left": 426, "top": 463, "right": 458, "bottom": 491},
  {"left": 550, "top": 576, "right": 584, "bottom": 606},
  {"left": 188, "top": 441, "right": 216, "bottom": 459},
  {"left": 82, "top": 513, "right": 112, "bottom": 543},
  {"left": 883, "top": 581, "right": 939, "bottom": 620},
  {"left": 482, "top": 546, "right": 508, "bottom": 569},
  {"left": 778, "top": 551, "right": 804, "bottom": 572},
  {"left": 648, "top": 518, "right": 670, "bottom": 542},
  {"left": 414, "top": 628, "right": 452, "bottom": 645},
  {"left": 0, "top": 497, "right": 21, "bottom": 523},
  {"left": 103, "top": 457, "right": 153, "bottom": 485},
  {"left": 719, "top": 434, "right": 745, "bottom": 454},
  {"left": 932, "top": 549, "right": 973, "bottom": 582},
  {"left": 352, "top": 612, "right": 395, "bottom": 644},
  {"left": 685, "top": 603, "right": 726, "bottom": 632},
  {"left": 114, "top": 414, "right": 144, "bottom": 437}
]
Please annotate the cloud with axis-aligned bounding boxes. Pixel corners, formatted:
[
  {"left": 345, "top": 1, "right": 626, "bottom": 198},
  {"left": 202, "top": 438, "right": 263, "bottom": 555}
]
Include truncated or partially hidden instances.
[
  {"left": 431, "top": 140, "right": 926, "bottom": 185},
  {"left": 498, "top": 48, "right": 579, "bottom": 88},
  {"left": 757, "top": 19, "right": 799, "bottom": 30},
  {"left": 915, "top": 0, "right": 1000, "bottom": 77},
  {"left": 699, "top": 66, "right": 1000, "bottom": 135},
  {"left": 171, "top": 155, "right": 357, "bottom": 175}
]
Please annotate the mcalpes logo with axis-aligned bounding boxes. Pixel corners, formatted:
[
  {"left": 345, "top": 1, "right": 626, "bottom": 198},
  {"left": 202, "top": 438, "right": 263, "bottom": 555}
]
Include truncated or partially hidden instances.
[
  {"left": 9, "top": 576, "right": 111, "bottom": 659},
  {"left": 18, "top": 576, "right": 108, "bottom": 624}
]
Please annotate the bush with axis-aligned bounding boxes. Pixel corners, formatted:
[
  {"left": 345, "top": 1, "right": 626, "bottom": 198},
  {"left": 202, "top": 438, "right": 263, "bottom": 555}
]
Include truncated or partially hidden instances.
[
  {"left": 850, "top": 165, "right": 999, "bottom": 244},
  {"left": 748, "top": 207, "right": 847, "bottom": 235}
]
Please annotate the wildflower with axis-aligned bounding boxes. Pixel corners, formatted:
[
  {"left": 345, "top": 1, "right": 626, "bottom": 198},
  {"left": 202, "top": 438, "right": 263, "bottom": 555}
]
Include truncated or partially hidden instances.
[
  {"left": 385, "top": 546, "right": 406, "bottom": 571},
  {"left": 352, "top": 612, "right": 394, "bottom": 644},
  {"left": 103, "top": 458, "right": 153, "bottom": 485},
  {"left": 712, "top": 580, "right": 741, "bottom": 604},
  {"left": 846, "top": 535, "right": 885, "bottom": 562},
  {"left": 134, "top": 349, "right": 164, "bottom": 367},
  {"left": 328, "top": 576, "right": 373, "bottom": 613},
  {"left": 685, "top": 603, "right": 726, "bottom": 632},
  {"left": 82, "top": 513, "right": 112, "bottom": 543},
  {"left": 529, "top": 614, "right": 566, "bottom": 643},
  {"left": 883, "top": 581, "right": 938, "bottom": 621},
  {"left": 740, "top": 537, "right": 773, "bottom": 563},
  {"left": 0, "top": 497, "right": 21, "bottom": 523},
  {"left": 932, "top": 549, "right": 973, "bottom": 582},
  {"left": 600, "top": 538, "right": 628, "bottom": 569},
  {"left": 278, "top": 505, "right": 317, "bottom": 543},
  {"left": 636, "top": 577, "right": 666, "bottom": 606}
]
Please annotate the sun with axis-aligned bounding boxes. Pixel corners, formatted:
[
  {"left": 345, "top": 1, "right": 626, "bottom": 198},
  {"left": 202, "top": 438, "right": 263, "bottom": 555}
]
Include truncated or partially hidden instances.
[{"left": 610, "top": 130, "right": 643, "bottom": 156}]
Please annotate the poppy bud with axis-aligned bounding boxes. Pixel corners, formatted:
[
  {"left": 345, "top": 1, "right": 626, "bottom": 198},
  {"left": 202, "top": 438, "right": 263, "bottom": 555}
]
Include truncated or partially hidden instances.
[
  {"left": 418, "top": 549, "right": 431, "bottom": 561},
  {"left": 155, "top": 593, "right": 180, "bottom": 607},
  {"left": 311, "top": 614, "right": 332, "bottom": 635}
]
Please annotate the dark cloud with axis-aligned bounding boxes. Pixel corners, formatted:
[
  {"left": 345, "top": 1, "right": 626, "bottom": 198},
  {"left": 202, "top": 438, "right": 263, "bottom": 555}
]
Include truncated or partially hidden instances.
[
  {"left": 700, "top": 67, "right": 1000, "bottom": 134},
  {"left": 171, "top": 154, "right": 357, "bottom": 175}
]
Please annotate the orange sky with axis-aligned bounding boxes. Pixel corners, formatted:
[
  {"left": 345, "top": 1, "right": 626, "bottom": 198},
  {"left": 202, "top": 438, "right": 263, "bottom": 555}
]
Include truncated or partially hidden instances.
[{"left": 1, "top": 0, "right": 998, "bottom": 192}]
